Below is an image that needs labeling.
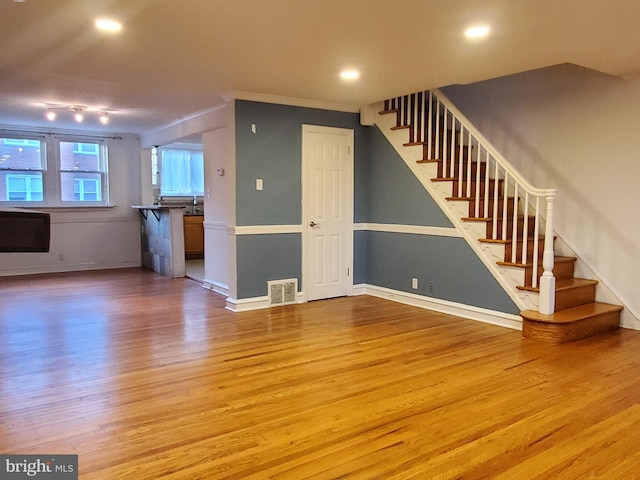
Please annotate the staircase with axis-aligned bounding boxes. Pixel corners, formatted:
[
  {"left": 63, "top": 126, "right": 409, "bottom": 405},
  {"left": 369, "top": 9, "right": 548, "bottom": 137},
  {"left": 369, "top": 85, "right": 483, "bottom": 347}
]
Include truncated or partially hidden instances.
[{"left": 377, "top": 90, "right": 623, "bottom": 343}]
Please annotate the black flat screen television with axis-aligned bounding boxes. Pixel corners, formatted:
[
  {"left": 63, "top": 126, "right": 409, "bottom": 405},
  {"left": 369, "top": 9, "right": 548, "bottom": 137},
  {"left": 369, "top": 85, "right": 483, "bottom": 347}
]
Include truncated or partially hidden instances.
[{"left": 0, "top": 209, "right": 51, "bottom": 252}]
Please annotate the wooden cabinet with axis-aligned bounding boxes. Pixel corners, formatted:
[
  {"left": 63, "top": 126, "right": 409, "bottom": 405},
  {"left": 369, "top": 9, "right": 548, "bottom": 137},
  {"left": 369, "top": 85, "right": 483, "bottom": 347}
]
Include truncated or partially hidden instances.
[{"left": 183, "top": 215, "right": 204, "bottom": 259}]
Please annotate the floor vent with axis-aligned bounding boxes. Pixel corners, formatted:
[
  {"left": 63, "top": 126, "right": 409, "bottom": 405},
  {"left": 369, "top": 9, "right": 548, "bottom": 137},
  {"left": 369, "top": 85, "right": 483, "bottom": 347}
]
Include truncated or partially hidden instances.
[{"left": 268, "top": 279, "right": 298, "bottom": 306}]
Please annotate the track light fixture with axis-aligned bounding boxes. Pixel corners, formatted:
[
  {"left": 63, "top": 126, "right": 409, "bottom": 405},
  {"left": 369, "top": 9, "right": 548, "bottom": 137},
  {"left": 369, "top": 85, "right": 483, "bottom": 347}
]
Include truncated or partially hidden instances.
[{"left": 44, "top": 104, "right": 112, "bottom": 125}]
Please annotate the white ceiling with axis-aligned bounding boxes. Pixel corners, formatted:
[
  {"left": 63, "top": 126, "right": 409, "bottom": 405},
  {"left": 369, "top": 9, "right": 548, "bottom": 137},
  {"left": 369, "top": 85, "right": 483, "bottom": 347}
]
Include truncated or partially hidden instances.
[{"left": 1, "top": 0, "right": 639, "bottom": 136}]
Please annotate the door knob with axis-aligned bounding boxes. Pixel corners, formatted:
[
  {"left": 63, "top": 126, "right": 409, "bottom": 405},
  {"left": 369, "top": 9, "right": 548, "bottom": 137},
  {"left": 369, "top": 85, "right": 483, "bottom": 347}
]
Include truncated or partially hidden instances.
[{"left": 309, "top": 221, "right": 320, "bottom": 227}]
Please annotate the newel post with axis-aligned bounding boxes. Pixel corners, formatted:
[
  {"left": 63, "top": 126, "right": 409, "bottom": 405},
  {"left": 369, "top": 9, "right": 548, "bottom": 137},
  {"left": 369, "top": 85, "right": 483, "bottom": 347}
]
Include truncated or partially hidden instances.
[{"left": 538, "top": 193, "right": 557, "bottom": 314}]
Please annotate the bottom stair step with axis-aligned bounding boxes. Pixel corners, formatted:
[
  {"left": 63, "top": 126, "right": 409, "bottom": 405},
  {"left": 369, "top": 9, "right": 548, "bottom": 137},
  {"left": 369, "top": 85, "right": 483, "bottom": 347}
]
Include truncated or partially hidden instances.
[{"left": 521, "top": 302, "right": 623, "bottom": 344}]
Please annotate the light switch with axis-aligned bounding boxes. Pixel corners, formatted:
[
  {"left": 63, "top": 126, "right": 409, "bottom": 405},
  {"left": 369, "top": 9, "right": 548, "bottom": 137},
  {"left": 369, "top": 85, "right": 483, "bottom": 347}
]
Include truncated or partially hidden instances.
[
  {"left": 251, "top": 124, "right": 257, "bottom": 134},
  {"left": 256, "top": 178, "right": 263, "bottom": 191}
]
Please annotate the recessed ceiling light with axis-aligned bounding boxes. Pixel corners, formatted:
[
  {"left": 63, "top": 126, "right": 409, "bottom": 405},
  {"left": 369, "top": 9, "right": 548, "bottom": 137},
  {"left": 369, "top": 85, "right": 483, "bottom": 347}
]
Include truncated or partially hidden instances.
[
  {"left": 95, "top": 18, "right": 123, "bottom": 33},
  {"left": 340, "top": 69, "right": 360, "bottom": 81},
  {"left": 465, "top": 25, "right": 490, "bottom": 39}
]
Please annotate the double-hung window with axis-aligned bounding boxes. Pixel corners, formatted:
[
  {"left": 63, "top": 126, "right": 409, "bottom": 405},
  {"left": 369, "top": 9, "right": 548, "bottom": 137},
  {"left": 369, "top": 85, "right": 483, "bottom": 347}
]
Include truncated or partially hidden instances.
[
  {"left": 59, "top": 140, "right": 107, "bottom": 203},
  {"left": 0, "top": 137, "right": 46, "bottom": 203},
  {"left": 0, "top": 133, "right": 109, "bottom": 206}
]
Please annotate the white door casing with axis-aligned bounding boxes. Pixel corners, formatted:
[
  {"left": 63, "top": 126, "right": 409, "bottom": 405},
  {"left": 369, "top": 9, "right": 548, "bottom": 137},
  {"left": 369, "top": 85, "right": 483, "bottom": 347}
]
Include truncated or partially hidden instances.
[{"left": 302, "top": 125, "right": 354, "bottom": 301}]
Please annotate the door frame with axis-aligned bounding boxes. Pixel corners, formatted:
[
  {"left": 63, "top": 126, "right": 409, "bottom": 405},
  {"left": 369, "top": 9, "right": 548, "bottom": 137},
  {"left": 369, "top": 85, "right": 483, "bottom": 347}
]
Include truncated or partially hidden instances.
[{"left": 301, "top": 124, "right": 355, "bottom": 302}]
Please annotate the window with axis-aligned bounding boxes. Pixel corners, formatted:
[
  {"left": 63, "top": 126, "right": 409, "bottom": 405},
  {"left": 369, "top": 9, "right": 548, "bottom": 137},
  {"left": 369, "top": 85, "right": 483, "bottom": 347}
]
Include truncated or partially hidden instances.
[
  {"left": 0, "top": 137, "right": 46, "bottom": 203},
  {"left": 0, "top": 134, "right": 109, "bottom": 206},
  {"left": 59, "top": 140, "right": 106, "bottom": 203},
  {"left": 160, "top": 148, "right": 204, "bottom": 197},
  {"left": 73, "top": 143, "right": 99, "bottom": 155},
  {"left": 74, "top": 178, "right": 100, "bottom": 201},
  {"left": 2, "top": 139, "right": 41, "bottom": 148},
  {"left": 6, "top": 174, "right": 43, "bottom": 201}
]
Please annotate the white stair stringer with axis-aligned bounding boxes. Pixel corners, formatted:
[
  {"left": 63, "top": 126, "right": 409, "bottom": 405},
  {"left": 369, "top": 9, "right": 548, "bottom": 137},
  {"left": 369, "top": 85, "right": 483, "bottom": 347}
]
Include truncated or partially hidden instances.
[{"left": 374, "top": 102, "right": 539, "bottom": 313}]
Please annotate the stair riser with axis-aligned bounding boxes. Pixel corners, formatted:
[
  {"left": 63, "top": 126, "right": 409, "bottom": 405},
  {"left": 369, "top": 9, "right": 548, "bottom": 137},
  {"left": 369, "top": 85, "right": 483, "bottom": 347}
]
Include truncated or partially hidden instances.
[
  {"left": 504, "top": 239, "right": 546, "bottom": 263},
  {"left": 468, "top": 198, "right": 518, "bottom": 219},
  {"left": 427, "top": 144, "right": 473, "bottom": 162},
  {"left": 486, "top": 217, "right": 536, "bottom": 241},
  {"left": 524, "top": 260, "right": 575, "bottom": 285},
  {"left": 451, "top": 179, "right": 504, "bottom": 199},
  {"left": 522, "top": 311, "right": 620, "bottom": 343},
  {"left": 555, "top": 284, "right": 597, "bottom": 310}
]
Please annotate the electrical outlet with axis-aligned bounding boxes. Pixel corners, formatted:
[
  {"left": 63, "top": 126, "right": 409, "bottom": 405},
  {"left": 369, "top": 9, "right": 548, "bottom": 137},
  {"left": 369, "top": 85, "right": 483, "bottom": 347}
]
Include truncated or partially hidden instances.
[
  {"left": 411, "top": 277, "right": 418, "bottom": 289},
  {"left": 429, "top": 281, "right": 435, "bottom": 293}
]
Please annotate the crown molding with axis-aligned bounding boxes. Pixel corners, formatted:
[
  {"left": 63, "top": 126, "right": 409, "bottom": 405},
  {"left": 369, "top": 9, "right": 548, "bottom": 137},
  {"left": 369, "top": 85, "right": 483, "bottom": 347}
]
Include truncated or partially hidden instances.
[{"left": 223, "top": 90, "right": 360, "bottom": 113}]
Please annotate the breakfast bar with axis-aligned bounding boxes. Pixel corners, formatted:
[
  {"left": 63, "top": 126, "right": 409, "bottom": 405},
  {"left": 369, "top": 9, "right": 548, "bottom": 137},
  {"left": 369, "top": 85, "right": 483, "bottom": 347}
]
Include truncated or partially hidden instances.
[{"left": 132, "top": 205, "right": 185, "bottom": 278}]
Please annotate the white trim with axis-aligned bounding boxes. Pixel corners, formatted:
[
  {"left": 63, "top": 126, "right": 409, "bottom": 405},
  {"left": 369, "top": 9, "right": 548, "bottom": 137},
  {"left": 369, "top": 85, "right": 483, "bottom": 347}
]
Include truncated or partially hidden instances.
[
  {"left": 232, "top": 224, "right": 303, "bottom": 235},
  {"left": 225, "top": 292, "right": 304, "bottom": 312},
  {"left": 224, "top": 91, "right": 360, "bottom": 113},
  {"left": 354, "top": 222, "right": 461, "bottom": 237},
  {"left": 203, "top": 220, "right": 228, "bottom": 231},
  {"left": 0, "top": 262, "right": 141, "bottom": 277},
  {"left": 201, "top": 279, "right": 229, "bottom": 297},
  {"left": 222, "top": 222, "right": 460, "bottom": 237},
  {"left": 353, "top": 284, "right": 523, "bottom": 331},
  {"left": 224, "top": 284, "right": 521, "bottom": 330}
]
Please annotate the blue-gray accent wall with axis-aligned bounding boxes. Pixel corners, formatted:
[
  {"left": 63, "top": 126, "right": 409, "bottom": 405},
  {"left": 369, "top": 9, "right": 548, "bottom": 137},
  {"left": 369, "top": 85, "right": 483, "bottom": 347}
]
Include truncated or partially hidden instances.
[
  {"left": 365, "top": 126, "right": 453, "bottom": 227},
  {"left": 234, "top": 100, "right": 366, "bottom": 298},
  {"left": 364, "top": 231, "right": 519, "bottom": 314},
  {"left": 235, "top": 100, "right": 366, "bottom": 226},
  {"left": 236, "top": 233, "right": 301, "bottom": 299}
]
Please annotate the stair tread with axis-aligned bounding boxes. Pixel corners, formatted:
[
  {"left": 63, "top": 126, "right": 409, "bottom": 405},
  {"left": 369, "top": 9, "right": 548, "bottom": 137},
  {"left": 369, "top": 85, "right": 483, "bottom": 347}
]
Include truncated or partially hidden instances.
[
  {"left": 521, "top": 302, "right": 623, "bottom": 324},
  {"left": 497, "top": 256, "right": 576, "bottom": 269},
  {"left": 463, "top": 214, "right": 535, "bottom": 222},
  {"left": 517, "top": 277, "right": 597, "bottom": 293}
]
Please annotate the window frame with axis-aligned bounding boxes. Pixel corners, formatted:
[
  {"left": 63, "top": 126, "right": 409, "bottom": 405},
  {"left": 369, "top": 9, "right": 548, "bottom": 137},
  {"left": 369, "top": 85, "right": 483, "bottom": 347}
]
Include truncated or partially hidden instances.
[
  {"left": 0, "top": 132, "right": 111, "bottom": 208},
  {"left": 159, "top": 146, "right": 204, "bottom": 198},
  {"left": 57, "top": 137, "right": 109, "bottom": 206},
  {"left": 5, "top": 173, "right": 44, "bottom": 201}
]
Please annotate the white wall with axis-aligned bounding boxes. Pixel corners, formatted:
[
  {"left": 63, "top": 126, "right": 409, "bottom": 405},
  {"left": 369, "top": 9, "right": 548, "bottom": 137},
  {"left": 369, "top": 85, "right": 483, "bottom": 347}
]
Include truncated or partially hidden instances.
[
  {"left": 202, "top": 101, "right": 236, "bottom": 298},
  {"left": 0, "top": 134, "right": 142, "bottom": 275},
  {"left": 443, "top": 64, "right": 640, "bottom": 328}
]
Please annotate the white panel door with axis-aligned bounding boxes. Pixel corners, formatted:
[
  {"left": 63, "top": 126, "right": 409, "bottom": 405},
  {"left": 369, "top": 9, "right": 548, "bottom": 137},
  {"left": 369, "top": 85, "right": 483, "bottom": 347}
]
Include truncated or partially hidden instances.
[{"left": 303, "top": 125, "right": 353, "bottom": 301}]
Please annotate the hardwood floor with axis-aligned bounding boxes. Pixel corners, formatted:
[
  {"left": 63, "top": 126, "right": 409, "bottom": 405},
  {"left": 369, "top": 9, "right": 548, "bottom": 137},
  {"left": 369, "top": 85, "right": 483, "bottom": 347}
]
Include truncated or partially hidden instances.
[{"left": 1, "top": 268, "right": 640, "bottom": 479}]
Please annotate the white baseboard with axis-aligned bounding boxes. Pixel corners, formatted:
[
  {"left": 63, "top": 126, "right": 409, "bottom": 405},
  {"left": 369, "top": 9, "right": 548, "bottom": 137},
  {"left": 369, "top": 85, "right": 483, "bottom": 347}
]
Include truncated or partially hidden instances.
[
  {"left": 225, "top": 292, "right": 305, "bottom": 312},
  {"left": 225, "top": 296, "right": 269, "bottom": 312},
  {"left": 225, "top": 283, "right": 522, "bottom": 330},
  {"left": 353, "top": 284, "right": 523, "bottom": 331},
  {"left": 202, "top": 279, "right": 229, "bottom": 297},
  {"left": 0, "top": 261, "right": 141, "bottom": 277}
]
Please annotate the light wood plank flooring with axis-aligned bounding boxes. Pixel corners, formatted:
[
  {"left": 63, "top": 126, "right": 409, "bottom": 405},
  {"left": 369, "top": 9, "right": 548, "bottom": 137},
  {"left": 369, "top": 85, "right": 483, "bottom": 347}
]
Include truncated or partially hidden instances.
[{"left": 1, "top": 268, "right": 640, "bottom": 479}]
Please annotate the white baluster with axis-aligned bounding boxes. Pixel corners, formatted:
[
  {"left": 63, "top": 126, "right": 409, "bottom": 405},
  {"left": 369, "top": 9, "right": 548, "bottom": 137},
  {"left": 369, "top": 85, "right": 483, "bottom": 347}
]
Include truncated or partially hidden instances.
[{"left": 538, "top": 194, "right": 556, "bottom": 314}]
